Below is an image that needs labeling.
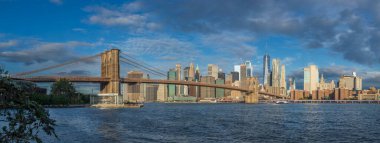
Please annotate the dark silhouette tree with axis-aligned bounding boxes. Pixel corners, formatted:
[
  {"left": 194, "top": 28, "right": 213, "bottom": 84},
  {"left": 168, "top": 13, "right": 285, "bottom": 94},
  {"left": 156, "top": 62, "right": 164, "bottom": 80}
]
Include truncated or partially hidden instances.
[
  {"left": 50, "top": 79, "right": 76, "bottom": 102},
  {"left": 0, "top": 67, "right": 57, "bottom": 143}
]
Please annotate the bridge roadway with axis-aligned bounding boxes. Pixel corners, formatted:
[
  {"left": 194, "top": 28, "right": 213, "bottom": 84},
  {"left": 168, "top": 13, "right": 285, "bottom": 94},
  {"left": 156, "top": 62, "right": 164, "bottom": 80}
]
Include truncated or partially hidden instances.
[{"left": 14, "top": 76, "right": 285, "bottom": 98}]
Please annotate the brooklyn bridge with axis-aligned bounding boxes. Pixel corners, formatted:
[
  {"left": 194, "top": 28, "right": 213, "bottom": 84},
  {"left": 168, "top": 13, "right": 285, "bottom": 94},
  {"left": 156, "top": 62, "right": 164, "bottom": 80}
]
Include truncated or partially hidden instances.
[{"left": 11, "top": 49, "right": 287, "bottom": 104}]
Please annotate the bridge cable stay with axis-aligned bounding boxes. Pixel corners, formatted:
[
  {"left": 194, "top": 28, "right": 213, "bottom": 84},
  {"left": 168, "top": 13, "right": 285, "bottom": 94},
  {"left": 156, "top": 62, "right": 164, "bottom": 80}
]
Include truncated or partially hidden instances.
[
  {"left": 119, "top": 59, "right": 166, "bottom": 78},
  {"left": 119, "top": 58, "right": 166, "bottom": 77},
  {"left": 12, "top": 54, "right": 102, "bottom": 77},
  {"left": 119, "top": 59, "right": 166, "bottom": 77},
  {"left": 119, "top": 56, "right": 166, "bottom": 76},
  {"left": 120, "top": 52, "right": 166, "bottom": 74}
]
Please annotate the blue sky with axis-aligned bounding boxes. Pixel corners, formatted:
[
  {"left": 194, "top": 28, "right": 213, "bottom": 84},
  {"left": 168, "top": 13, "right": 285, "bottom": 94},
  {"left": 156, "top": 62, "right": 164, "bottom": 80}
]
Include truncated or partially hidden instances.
[{"left": 1, "top": 0, "right": 380, "bottom": 89}]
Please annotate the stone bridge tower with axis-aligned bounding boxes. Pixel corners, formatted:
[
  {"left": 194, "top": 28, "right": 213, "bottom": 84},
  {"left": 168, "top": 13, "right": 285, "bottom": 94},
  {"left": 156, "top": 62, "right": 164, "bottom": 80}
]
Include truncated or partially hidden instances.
[
  {"left": 100, "top": 49, "right": 120, "bottom": 95},
  {"left": 245, "top": 77, "right": 259, "bottom": 103}
]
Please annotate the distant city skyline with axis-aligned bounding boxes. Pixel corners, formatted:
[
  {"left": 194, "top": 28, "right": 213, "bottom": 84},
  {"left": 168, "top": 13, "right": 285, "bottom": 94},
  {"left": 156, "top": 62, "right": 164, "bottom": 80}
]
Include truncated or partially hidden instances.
[{"left": 1, "top": 0, "right": 380, "bottom": 89}]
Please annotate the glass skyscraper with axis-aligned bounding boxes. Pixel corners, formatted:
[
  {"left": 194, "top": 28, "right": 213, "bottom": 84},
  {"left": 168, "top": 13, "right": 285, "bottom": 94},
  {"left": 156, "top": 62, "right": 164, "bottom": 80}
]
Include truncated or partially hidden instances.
[{"left": 263, "top": 53, "right": 271, "bottom": 85}]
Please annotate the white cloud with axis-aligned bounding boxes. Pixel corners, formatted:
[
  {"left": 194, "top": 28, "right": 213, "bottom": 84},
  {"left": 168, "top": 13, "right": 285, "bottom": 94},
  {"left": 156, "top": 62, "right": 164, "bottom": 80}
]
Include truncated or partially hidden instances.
[
  {"left": 84, "top": 3, "right": 159, "bottom": 31},
  {"left": 201, "top": 32, "right": 256, "bottom": 60},
  {"left": 0, "top": 40, "right": 94, "bottom": 65},
  {"left": 0, "top": 40, "right": 18, "bottom": 48},
  {"left": 49, "top": 0, "right": 62, "bottom": 5},
  {"left": 72, "top": 28, "right": 87, "bottom": 33}
]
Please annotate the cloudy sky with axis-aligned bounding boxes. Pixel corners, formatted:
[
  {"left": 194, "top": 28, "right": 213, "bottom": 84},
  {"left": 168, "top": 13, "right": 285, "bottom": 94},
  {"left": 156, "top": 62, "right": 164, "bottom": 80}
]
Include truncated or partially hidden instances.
[{"left": 1, "top": 0, "right": 380, "bottom": 89}]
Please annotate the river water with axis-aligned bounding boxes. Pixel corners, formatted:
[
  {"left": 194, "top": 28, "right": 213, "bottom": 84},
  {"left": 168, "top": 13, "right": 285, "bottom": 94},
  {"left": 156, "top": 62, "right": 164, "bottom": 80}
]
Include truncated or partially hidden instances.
[{"left": 42, "top": 103, "right": 380, "bottom": 142}]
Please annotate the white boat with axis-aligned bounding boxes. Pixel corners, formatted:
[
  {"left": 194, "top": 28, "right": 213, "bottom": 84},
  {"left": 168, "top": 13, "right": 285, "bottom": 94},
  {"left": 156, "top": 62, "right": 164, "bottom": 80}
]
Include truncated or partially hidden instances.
[{"left": 275, "top": 100, "right": 289, "bottom": 104}]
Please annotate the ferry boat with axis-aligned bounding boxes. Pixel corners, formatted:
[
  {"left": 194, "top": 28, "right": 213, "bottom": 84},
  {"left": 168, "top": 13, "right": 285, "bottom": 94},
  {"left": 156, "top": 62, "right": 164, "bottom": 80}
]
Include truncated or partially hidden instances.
[
  {"left": 275, "top": 100, "right": 289, "bottom": 104},
  {"left": 198, "top": 98, "right": 217, "bottom": 103}
]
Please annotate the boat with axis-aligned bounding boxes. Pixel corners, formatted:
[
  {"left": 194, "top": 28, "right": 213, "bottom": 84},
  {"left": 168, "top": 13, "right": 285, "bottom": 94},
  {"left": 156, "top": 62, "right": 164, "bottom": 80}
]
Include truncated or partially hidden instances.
[
  {"left": 275, "top": 100, "right": 289, "bottom": 104},
  {"left": 198, "top": 98, "right": 217, "bottom": 103}
]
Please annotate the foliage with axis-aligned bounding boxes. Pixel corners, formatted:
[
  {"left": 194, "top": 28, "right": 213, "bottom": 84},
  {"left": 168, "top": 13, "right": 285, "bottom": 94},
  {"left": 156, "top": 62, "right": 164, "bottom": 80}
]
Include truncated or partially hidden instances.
[
  {"left": 49, "top": 79, "right": 90, "bottom": 104},
  {"left": 0, "top": 68, "right": 57, "bottom": 143},
  {"left": 50, "top": 79, "right": 75, "bottom": 97}
]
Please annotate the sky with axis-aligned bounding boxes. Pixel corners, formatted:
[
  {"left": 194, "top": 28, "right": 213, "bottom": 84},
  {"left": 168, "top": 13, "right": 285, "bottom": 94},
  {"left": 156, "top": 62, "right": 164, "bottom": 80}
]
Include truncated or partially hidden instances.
[{"left": 1, "top": 0, "right": 380, "bottom": 89}]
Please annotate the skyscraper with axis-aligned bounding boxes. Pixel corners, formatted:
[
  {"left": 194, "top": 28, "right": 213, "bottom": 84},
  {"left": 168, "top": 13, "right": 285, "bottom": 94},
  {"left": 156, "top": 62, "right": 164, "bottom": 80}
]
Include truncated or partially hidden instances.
[
  {"left": 304, "top": 65, "right": 319, "bottom": 94},
  {"left": 234, "top": 65, "right": 241, "bottom": 80},
  {"left": 240, "top": 64, "right": 247, "bottom": 81},
  {"left": 271, "top": 58, "right": 280, "bottom": 87},
  {"left": 231, "top": 71, "right": 239, "bottom": 82},
  {"left": 183, "top": 67, "right": 190, "bottom": 80},
  {"left": 208, "top": 64, "right": 219, "bottom": 79},
  {"left": 176, "top": 64, "right": 181, "bottom": 96},
  {"left": 263, "top": 54, "right": 271, "bottom": 85},
  {"left": 218, "top": 70, "right": 226, "bottom": 81},
  {"left": 280, "top": 65, "right": 286, "bottom": 88},
  {"left": 167, "top": 69, "right": 177, "bottom": 100},
  {"left": 195, "top": 65, "right": 200, "bottom": 81},
  {"left": 280, "top": 64, "right": 286, "bottom": 95},
  {"left": 189, "top": 63, "right": 195, "bottom": 79},
  {"left": 245, "top": 61, "right": 253, "bottom": 77}
]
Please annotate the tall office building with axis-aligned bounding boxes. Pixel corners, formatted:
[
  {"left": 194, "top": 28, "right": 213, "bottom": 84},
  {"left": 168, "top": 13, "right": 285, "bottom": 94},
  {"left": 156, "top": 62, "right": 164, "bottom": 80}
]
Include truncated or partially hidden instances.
[
  {"left": 215, "top": 78, "right": 225, "bottom": 99},
  {"left": 208, "top": 64, "right": 219, "bottom": 79},
  {"left": 271, "top": 58, "right": 281, "bottom": 87},
  {"left": 231, "top": 71, "right": 239, "bottom": 82},
  {"left": 126, "top": 71, "right": 144, "bottom": 102},
  {"left": 304, "top": 65, "right": 319, "bottom": 94},
  {"left": 218, "top": 70, "right": 226, "bottom": 81},
  {"left": 338, "top": 72, "right": 362, "bottom": 90},
  {"left": 234, "top": 65, "right": 241, "bottom": 80},
  {"left": 183, "top": 67, "right": 190, "bottom": 80},
  {"left": 280, "top": 64, "right": 286, "bottom": 89},
  {"left": 167, "top": 69, "right": 177, "bottom": 100},
  {"left": 289, "top": 77, "right": 296, "bottom": 90},
  {"left": 245, "top": 61, "right": 253, "bottom": 77},
  {"left": 195, "top": 65, "right": 200, "bottom": 81},
  {"left": 175, "top": 64, "right": 181, "bottom": 96},
  {"left": 240, "top": 64, "right": 247, "bottom": 81},
  {"left": 189, "top": 63, "right": 195, "bottom": 79},
  {"left": 263, "top": 53, "right": 271, "bottom": 85},
  {"left": 200, "top": 76, "right": 216, "bottom": 99}
]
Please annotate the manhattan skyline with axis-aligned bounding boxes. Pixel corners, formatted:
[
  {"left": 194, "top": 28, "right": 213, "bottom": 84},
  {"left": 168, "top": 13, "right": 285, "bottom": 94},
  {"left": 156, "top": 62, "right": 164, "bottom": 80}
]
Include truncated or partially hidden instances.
[{"left": 1, "top": 0, "right": 380, "bottom": 89}]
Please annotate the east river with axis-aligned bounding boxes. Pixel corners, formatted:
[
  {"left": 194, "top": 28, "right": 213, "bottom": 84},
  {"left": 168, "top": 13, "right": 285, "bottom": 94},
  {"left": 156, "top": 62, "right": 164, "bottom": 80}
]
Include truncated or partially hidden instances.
[{"left": 42, "top": 103, "right": 380, "bottom": 142}]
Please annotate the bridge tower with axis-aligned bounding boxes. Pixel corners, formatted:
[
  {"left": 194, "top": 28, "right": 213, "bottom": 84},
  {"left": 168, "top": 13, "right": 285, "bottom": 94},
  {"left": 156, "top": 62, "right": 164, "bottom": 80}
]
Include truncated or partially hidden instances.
[
  {"left": 100, "top": 49, "right": 120, "bottom": 95},
  {"left": 245, "top": 77, "right": 259, "bottom": 103}
]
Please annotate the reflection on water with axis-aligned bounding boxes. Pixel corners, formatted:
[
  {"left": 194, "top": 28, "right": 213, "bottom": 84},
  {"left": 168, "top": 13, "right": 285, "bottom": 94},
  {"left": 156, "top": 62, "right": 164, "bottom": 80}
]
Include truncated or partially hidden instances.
[{"left": 43, "top": 103, "right": 380, "bottom": 142}]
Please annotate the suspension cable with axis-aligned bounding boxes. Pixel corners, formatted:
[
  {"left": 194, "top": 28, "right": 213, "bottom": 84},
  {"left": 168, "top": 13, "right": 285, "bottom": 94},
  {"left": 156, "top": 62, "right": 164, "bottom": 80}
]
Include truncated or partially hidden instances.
[{"left": 12, "top": 54, "right": 101, "bottom": 77}]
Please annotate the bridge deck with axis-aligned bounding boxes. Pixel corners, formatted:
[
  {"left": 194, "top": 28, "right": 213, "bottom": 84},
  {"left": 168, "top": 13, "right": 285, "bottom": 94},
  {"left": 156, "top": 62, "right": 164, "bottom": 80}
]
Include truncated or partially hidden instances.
[{"left": 14, "top": 76, "right": 287, "bottom": 98}]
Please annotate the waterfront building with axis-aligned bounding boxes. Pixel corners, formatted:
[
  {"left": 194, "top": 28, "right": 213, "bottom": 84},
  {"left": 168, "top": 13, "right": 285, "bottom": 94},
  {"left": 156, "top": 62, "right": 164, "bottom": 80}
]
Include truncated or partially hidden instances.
[
  {"left": 304, "top": 65, "right": 319, "bottom": 94},
  {"left": 145, "top": 84, "right": 158, "bottom": 102},
  {"left": 167, "top": 69, "right": 176, "bottom": 101},
  {"left": 200, "top": 76, "right": 216, "bottom": 99},
  {"left": 338, "top": 72, "right": 362, "bottom": 90},
  {"left": 245, "top": 61, "right": 253, "bottom": 77},
  {"left": 263, "top": 53, "right": 271, "bottom": 85},
  {"left": 125, "top": 71, "right": 144, "bottom": 102},
  {"left": 224, "top": 74, "right": 232, "bottom": 97},
  {"left": 358, "top": 87, "right": 380, "bottom": 100},
  {"left": 208, "top": 64, "right": 219, "bottom": 79},
  {"left": 318, "top": 74, "right": 336, "bottom": 90},
  {"left": 215, "top": 78, "right": 225, "bottom": 99},
  {"left": 156, "top": 84, "right": 167, "bottom": 102},
  {"left": 271, "top": 58, "right": 280, "bottom": 87}
]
